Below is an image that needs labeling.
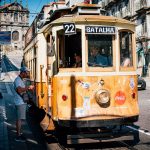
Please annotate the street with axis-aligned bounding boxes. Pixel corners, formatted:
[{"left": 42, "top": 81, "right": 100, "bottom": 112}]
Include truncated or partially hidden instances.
[{"left": 0, "top": 55, "right": 150, "bottom": 150}]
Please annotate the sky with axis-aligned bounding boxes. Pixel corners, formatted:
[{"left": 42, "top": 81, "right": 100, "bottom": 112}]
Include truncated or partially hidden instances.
[
  {"left": 22, "top": 0, "right": 54, "bottom": 24},
  {"left": 0, "top": 0, "right": 55, "bottom": 24}
]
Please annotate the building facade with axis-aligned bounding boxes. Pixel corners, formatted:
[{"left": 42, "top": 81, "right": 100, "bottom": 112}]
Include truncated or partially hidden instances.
[
  {"left": 24, "top": 1, "right": 66, "bottom": 78},
  {"left": 65, "top": 0, "right": 150, "bottom": 76},
  {"left": 0, "top": 2, "right": 29, "bottom": 54}
]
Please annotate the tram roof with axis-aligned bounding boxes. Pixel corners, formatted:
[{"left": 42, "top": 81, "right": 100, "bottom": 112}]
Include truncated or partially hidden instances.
[
  {"left": 52, "top": 15, "right": 134, "bottom": 25},
  {"left": 41, "top": 15, "right": 135, "bottom": 32}
]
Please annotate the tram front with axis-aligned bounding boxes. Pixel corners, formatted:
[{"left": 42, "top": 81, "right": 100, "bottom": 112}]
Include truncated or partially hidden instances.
[{"left": 46, "top": 15, "right": 139, "bottom": 134}]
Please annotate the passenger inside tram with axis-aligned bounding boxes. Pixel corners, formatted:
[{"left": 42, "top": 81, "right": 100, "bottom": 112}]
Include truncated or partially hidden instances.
[
  {"left": 88, "top": 47, "right": 111, "bottom": 67},
  {"left": 87, "top": 34, "right": 113, "bottom": 67},
  {"left": 120, "top": 50, "right": 132, "bottom": 67},
  {"left": 73, "top": 52, "right": 82, "bottom": 68},
  {"left": 121, "top": 57, "right": 131, "bottom": 67}
]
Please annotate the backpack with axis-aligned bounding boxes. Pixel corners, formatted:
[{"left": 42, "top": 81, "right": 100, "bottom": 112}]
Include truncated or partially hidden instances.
[{"left": 27, "top": 102, "right": 46, "bottom": 123}]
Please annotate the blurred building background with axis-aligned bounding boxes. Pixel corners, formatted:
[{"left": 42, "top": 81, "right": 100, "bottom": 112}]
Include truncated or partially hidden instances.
[
  {"left": 0, "top": 1, "right": 29, "bottom": 53},
  {"left": 0, "top": 1, "right": 29, "bottom": 68}
]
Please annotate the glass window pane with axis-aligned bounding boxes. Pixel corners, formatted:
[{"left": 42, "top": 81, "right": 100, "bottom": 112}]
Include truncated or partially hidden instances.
[
  {"left": 58, "top": 30, "right": 82, "bottom": 68},
  {"left": 120, "top": 31, "right": 133, "bottom": 67},
  {"left": 88, "top": 34, "right": 113, "bottom": 67},
  {"left": 14, "top": 12, "right": 18, "bottom": 22},
  {"left": 12, "top": 31, "right": 19, "bottom": 41}
]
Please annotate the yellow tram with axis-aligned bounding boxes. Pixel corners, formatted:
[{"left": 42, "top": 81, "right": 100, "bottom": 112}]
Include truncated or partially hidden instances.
[{"left": 24, "top": 4, "right": 139, "bottom": 142}]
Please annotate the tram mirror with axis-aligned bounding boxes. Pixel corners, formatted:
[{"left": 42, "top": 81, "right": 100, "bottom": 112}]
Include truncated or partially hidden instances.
[
  {"left": 47, "top": 34, "right": 55, "bottom": 57},
  {"left": 47, "top": 41, "right": 55, "bottom": 57}
]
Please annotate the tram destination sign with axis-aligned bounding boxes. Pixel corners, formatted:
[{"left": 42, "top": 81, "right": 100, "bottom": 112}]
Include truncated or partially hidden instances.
[{"left": 85, "top": 26, "right": 116, "bottom": 34}]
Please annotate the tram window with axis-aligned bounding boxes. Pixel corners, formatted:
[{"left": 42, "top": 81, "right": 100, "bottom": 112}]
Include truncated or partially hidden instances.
[
  {"left": 119, "top": 31, "right": 133, "bottom": 67},
  {"left": 88, "top": 35, "right": 113, "bottom": 67},
  {"left": 58, "top": 29, "right": 82, "bottom": 68}
]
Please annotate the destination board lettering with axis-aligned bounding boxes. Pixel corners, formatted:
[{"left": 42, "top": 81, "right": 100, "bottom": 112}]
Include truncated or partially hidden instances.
[{"left": 85, "top": 26, "right": 116, "bottom": 34}]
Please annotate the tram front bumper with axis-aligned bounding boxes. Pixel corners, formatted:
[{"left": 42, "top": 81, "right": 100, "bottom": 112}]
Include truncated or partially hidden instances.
[{"left": 56, "top": 115, "right": 139, "bottom": 128}]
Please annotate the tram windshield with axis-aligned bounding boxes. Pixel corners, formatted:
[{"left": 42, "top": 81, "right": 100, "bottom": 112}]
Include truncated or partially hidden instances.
[
  {"left": 58, "top": 29, "right": 82, "bottom": 68},
  {"left": 87, "top": 34, "right": 113, "bottom": 67},
  {"left": 58, "top": 28, "right": 134, "bottom": 70}
]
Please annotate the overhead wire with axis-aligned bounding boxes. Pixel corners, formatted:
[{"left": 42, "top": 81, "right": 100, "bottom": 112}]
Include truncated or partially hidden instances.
[{"left": 34, "top": 0, "right": 43, "bottom": 12}]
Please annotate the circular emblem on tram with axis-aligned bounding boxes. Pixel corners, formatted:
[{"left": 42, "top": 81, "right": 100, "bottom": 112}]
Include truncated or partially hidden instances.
[
  {"left": 115, "top": 91, "right": 126, "bottom": 105},
  {"left": 95, "top": 89, "right": 110, "bottom": 108}
]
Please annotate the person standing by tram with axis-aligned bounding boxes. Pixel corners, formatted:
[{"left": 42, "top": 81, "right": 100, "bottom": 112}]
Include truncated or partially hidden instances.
[{"left": 13, "top": 66, "right": 34, "bottom": 142}]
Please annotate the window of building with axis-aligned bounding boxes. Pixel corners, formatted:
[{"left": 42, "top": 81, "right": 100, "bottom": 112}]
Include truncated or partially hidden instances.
[
  {"left": 124, "top": 0, "right": 129, "bottom": 6},
  {"left": 140, "top": 16, "right": 147, "bottom": 34},
  {"left": 22, "top": 35, "right": 24, "bottom": 41},
  {"left": 12, "top": 31, "right": 19, "bottom": 41},
  {"left": 14, "top": 12, "right": 18, "bottom": 22},
  {"left": 141, "top": 0, "right": 147, "bottom": 7},
  {"left": 112, "top": 9, "right": 115, "bottom": 16},
  {"left": 21, "top": 13, "right": 26, "bottom": 22},
  {"left": 119, "top": 30, "right": 133, "bottom": 67},
  {"left": 118, "top": 4, "right": 122, "bottom": 11},
  {"left": 142, "top": 21, "right": 147, "bottom": 34},
  {"left": 10, "top": 13, "right": 13, "bottom": 21},
  {"left": 92, "top": 0, "right": 98, "bottom": 4},
  {"left": 14, "top": 46, "right": 17, "bottom": 50}
]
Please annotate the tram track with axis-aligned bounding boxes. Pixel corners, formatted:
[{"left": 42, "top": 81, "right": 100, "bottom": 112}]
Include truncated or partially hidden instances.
[
  {"left": 56, "top": 141, "right": 139, "bottom": 150},
  {"left": 117, "top": 140, "right": 138, "bottom": 150},
  {"left": 57, "top": 143, "right": 70, "bottom": 150},
  {"left": 48, "top": 127, "right": 140, "bottom": 150},
  {"left": 53, "top": 137, "right": 139, "bottom": 150}
]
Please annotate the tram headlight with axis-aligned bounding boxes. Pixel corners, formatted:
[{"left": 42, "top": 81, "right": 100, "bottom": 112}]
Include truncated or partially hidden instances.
[{"left": 95, "top": 89, "right": 110, "bottom": 108}]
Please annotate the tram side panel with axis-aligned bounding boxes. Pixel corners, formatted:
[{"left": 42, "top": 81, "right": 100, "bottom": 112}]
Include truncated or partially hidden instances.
[
  {"left": 34, "top": 33, "right": 49, "bottom": 130},
  {"left": 35, "top": 33, "right": 47, "bottom": 109},
  {"left": 51, "top": 75, "right": 139, "bottom": 128}
]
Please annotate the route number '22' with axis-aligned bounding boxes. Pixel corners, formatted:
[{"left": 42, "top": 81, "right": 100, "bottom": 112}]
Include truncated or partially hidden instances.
[{"left": 63, "top": 23, "right": 76, "bottom": 35}]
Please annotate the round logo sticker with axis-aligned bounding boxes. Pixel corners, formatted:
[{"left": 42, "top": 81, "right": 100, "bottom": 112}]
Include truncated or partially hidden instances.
[{"left": 115, "top": 91, "right": 126, "bottom": 105}]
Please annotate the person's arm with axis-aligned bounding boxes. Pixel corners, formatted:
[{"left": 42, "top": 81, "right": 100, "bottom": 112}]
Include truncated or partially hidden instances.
[
  {"left": 16, "top": 85, "right": 34, "bottom": 94},
  {"left": 122, "top": 58, "right": 131, "bottom": 67},
  {"left": 16, "top": 86, "right": 28, "bottom": 94}
]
